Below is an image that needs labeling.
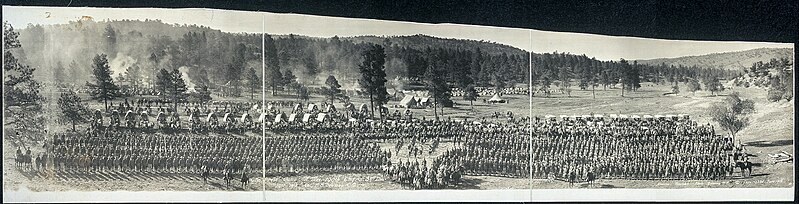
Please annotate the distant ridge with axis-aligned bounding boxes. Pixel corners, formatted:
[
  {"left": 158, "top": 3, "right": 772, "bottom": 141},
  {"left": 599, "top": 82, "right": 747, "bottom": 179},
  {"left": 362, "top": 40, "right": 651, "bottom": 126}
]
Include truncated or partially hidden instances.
[{"left": 636, "top": 48, "right": 793, "bottom": 71}]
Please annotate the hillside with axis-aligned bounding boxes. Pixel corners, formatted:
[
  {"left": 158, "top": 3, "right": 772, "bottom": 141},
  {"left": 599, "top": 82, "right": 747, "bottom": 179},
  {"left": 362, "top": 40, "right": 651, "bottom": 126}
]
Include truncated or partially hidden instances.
[
  {"left": 11, "top": 19, "right": 529, "bottom": 90},
  {"left": 637, "top": 48, "right": 793, "bottom": 71},
  {"left": 346, "top": 34, "right": 528, "bottom": 56}
]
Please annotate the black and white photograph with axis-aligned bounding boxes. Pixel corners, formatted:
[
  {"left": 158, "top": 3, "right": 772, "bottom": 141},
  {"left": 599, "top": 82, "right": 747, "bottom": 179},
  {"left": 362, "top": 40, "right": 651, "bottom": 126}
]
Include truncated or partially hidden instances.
[
  {"left": 260, "top": 12, "right": 533, "bottom": 191},
  {"left": 3, "top": 7, "right": 266, "bottom": 192},
  {"left": 2, "top": 2, "right": 796, "bottom": 202},
  {"left": 2, "top": 6, "right": 535, "bottom": 192},
  {"left": 527, "top": 30, "right": 794, "bottom": 189}
]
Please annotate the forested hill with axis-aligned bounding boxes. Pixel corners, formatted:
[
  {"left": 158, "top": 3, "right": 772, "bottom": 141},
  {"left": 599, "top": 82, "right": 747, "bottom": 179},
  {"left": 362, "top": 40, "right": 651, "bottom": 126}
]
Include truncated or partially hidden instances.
[
  {"left": 637, "top": 48, "right": 793, "bottom": 71},
  {"left": 14, "top": 19, "right": 531, "bottom": 91},
  {"left": 346, "top": 35, "right": 528, "bottom": 56}
]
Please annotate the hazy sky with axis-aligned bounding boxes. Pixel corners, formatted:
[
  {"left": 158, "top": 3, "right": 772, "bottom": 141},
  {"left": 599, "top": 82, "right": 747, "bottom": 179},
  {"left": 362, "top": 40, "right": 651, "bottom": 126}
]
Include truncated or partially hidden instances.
[{"left": 3, "top": 6, "right": 792, "bottom": 61}]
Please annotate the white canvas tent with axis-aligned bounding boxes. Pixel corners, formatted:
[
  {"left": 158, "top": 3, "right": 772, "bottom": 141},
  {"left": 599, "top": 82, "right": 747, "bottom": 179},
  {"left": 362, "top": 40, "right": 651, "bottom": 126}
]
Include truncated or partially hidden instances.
[
  {"left": 399, "top": 95, "right": 418, "bottom": 108},
  {"left": 487, "top": 94, "right": 506, "bottom": 103},
  {"left": 223, "top": 113, "right": 232, "bottom": 122},
  {"left": 418, "top": 97, "right": 431, "bottom": 106},
  {"left": 307, "top": 104, "right": 318, "bottom": 112},
  {"left": 288, "top": 114, "right": 298, "bottom": 122},
  {"left": 316, "top": 113, "right": 327, "bottom": 122},
  {"left": 302, "top": 113, "right": 313, "bottom": 122},
  {"left": 240, "top": 113, "right": 251, "bottom": 123},
  {"left": 205, "top": 112, "right": 216, "bottom": 122}
]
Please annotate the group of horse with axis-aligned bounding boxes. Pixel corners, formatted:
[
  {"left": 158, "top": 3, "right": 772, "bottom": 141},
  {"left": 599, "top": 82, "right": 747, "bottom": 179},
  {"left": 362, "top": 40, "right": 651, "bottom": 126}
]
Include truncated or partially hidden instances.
[{"left": 200, "top": 165, "right": 250, "bottom": 189}]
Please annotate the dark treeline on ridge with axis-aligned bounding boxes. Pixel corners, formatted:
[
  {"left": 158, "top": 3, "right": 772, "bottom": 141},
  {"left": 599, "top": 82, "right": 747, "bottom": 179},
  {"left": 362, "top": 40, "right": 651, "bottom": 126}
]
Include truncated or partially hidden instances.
[{"left": 14, "top": 19, "right": 740, "bottom": 96}]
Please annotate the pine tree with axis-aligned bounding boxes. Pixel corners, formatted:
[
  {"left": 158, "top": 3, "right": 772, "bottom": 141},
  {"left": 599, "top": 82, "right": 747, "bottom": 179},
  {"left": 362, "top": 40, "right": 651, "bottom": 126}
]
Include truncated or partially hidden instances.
[
  {"left": 464, "top": 85, "right": 478, "bottom": 111},
  {"left": 155, "top": 68, "right": 172, "bottom": 100},
  {"left": 323, "top": 75, "right": 347, "bottom": 104},
  {"left": 558, "top": 66, "right": 572, "bottom": 97},
  {"left": 4, "top": 21, "right": 45, "bottom": 133},
  {"left": 282, "top": 70, "right": 297, "bottom": 94},
  {"left": 425, "top": 64, "right": 452, "bottom": 120},
  {"left": 358, "top": 44, "right": 389, "bottom": 119},
  {"left": 86, "top": 54, "right": 120, "bottom": 111},
  {"left": 245, "top": 67, "right": 261, "bottom": 100},
  {"left": 686, "top": 78, "right": 701, "bottom": 96},
  {"left": 57, "top": 90, "right": 90, "bottom": 131},
  {"left": 264, "top": 34, "right": 282, "bottom": 95},
  {"left": 123, "top": 65, "right": 142, "bottom": 95},
  {"left": 169, "top": 69, "right": 188, "bottom": 110}
]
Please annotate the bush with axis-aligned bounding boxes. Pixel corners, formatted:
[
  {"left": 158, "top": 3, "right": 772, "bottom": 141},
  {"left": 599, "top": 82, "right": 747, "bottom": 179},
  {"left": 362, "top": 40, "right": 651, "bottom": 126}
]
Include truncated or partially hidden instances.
[{"left": 767, "top": 88, "right": 784, "bottom": 102}]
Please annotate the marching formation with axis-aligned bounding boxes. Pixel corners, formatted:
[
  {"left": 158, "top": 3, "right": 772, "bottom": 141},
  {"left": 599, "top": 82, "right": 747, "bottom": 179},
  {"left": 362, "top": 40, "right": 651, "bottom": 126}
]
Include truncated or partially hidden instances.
[
  {"left": 528, "top": 115, "right": 736, "bottom": 182},
  {"left": 45, "top": 128, "right": 261, "bottom": 188},
  {"left": 16, "top": 92, "right": 745, "bottom": 190},
  {"left": 264, "top": 134, "right": 389, "bottom": 174}
]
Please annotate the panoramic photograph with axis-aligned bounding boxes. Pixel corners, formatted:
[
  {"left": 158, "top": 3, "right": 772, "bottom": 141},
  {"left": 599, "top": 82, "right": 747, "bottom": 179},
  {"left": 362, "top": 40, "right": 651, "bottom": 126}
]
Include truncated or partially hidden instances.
[
  {"left": 527, "top": 30, "right": 794, "bottom": 189},
  {"left": 259, "top": 12, "right": 533, "bottom": 191},
  {"left": 3, "top": 7, "right": 267, "bottom": 191},
  {"left": 2, "top": 4, "right": 795, "bottom": 202},
  {"left": 2, "top": 6, "right": 534, "bottom": 192}
]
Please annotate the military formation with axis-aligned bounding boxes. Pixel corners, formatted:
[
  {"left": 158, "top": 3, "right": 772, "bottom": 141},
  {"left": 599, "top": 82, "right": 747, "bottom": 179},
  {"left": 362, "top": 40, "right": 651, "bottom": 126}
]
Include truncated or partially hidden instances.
[
  {"left": 527, "top": 114, "right": 736, "bottom": 182},
  {"left": 17, "top": 93, "right": 747, "bottom": 190}
]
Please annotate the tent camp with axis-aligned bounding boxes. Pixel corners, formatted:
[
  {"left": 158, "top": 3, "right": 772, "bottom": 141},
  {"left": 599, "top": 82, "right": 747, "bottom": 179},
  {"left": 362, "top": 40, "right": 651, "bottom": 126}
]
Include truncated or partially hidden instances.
[
  {"left": 307, "top": 104, "right": 318, "bottom": 112},
  {"left": 399, "top": 95, "right": 418, "bottom": 108},
  {"left": 316, "top": 113, "right": 327, "bottom": 122},
  {"left": 274, "top": 113, "right": 285, "bottom": 123},
  {"left": 302, "top": 113, "right": 313, "bottom": 123},
  {"left": 240, "top": 113, "right": 251, "bottom": 123},
  {"left": 418, "top": 97, "right": 431, "bottom": 107},
  {"left": 205, "top": 112, "right": 216, "bottom": 122},
  {"left": 487, "top": 94, "right": 506, "bottom": 103},
  {"left": 223, "top": 113, "right": 232, "bottom": 122},
  {"left": 326, "top": 104, "right": 337, "bottom": 113}
]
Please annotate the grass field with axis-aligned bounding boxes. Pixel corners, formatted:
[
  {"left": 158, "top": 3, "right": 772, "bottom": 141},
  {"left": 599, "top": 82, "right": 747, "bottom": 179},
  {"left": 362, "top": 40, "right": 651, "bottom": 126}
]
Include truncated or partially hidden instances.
[{"left": 3, "top": 82, "right": 793, "bottom": 191}]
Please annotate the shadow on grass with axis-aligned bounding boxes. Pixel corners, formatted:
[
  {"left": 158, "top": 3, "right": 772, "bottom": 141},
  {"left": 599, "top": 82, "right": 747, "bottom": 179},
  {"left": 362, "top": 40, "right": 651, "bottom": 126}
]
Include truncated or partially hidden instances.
[
  {"left": 745, "top": 139, "right": 793, "bottom": 148},
  {"left": 580, "top": 182, "right": 624, "bottom": 188},
  {"left": 453, "top": 177, "right": 484, "bottom": 190}
]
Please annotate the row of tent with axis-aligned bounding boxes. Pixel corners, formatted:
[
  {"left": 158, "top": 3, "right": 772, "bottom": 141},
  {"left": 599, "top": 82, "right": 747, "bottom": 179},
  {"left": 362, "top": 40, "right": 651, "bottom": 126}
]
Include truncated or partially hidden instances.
[
  {"left": 542, "top": 114, "right": 690, "bottom": 121},
  {"left": 399, "top": 94, "right": 506, "bottom": 108}
]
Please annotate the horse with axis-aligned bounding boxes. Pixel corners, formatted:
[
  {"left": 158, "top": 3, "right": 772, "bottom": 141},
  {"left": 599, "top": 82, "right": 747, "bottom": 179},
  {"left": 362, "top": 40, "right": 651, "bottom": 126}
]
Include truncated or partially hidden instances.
[
  {"left": 222, "top": 169, "right": 233, "bottom": 188},
  {"left": 240, "top": 171, "right": 250, "bottom": 189},
  {"left": 200, "top": 165, "right": 210, "bottom": 184},
  {"left": 35, "top": 154, "right": 44, "bottom": 172},
  {"left": 586, "top": 172, "right": 596, "bottom": 187},
  {"left": 568, "top": 172, "right": 577, "bottom": 187},
  {"left": 735, "top": 161, "right": 753, "bottom": 178},
  {"left": 15, "top": 150, "right": 32, "bottom": 170}
]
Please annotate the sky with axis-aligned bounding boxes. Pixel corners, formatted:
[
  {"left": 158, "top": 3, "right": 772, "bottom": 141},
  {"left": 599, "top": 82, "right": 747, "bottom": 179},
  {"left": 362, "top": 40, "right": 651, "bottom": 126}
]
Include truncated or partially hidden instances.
[{"left": 3, "top": 6, "right": 793, "bottom": 61}]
